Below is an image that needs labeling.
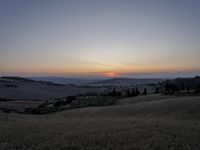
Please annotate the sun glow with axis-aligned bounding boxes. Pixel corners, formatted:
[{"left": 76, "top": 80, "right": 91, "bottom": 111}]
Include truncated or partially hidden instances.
[{"left": 104, "top": 72, "right": 117, "bottom": 78}]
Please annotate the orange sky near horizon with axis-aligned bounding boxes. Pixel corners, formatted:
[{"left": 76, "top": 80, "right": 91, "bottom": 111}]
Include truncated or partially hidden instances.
[{"left": 1, "top": 63, "right": 200, "bottom": 77}]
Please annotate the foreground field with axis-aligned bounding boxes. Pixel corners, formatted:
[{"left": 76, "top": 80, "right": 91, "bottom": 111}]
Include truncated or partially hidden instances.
[{"left": 0, "top": 95, "right": 200, "bottom": 150}]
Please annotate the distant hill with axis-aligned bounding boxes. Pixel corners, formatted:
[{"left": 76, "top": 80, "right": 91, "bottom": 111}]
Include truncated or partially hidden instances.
[
  {"left": 1, "top": 76, "right": 63, "bottom": 86},
  {"left": 28, "top": 76, "right": 106, "bottom": 85},
  {"left": 0, "top": 76, "right": 106, "bottom": 101},
  {"left": 27, "top": 77, "right": 164, "bottom": 86},
  {"left": 88, "top": 77, "right": 164, "bottom": 86},
  {"left": 2, "top": 76, "right": 37, "bottom": 83}
]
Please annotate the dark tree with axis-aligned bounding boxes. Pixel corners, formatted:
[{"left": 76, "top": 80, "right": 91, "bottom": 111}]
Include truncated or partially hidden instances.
[
  {"left": 131, "top": 88, "right": 136, "bottom": 96},
  {"left": 136, "top": 87, "right": 140, "bottom": 96},
  {"left": 53, "top": 101, "right": 62, "bottom": 107},
  {"left": 187, "top": 85, "right": 190, "bottom": 93},
  {"left": 143, "top": 88, "right": 147, "bottom": 95},
  {"left": 67, "top": 96, "right": 76, "bottom": 101},
  {"left": 181, "top": 83, "right": 185, "bottom": 91},
  {"left": 126, "top": 89, "right": 131, "bottom": 97},
  {"left": 165, "top": 80, "right": 170, "bottom": 94},
  {"left": 195, "top": 85, "right": 200, "bottom": 93},
  {"left": 63, "top": 98, "right": 72, "bottom": 105},
  {"left": 155, "top": 87, "right": 159, "bottom": 94}
]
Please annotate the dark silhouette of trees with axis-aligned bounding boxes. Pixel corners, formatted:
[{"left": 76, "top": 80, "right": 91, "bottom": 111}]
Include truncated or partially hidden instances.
[
  {"left": 155, "top": 87, "right": 159, "bottom": 94},
  {"left": 108, "top": 87, "right": 122, "bottom": 97},
  {"left": 125, "top": 88, "right": 140, "bottom": 97},
  {"left": 187, "top": 85, "right": 190, "bottom": 93},
  {"left": 165, "top": 80, "right": 170, "bottom": 94},
  {"left": 181, "top": 83, "right": 185, "bottom": 91},
  {"left": 143, "top": 88, "right": 147, "bottom": 95},
  {"left": 136, "top": 87, "right": 140, "bottom": 96},
  {"left": 126, "top": 89, "right": 131, "bottom": 97},
  {"left": 164, "top": 80, "right": 179, "bottom": 94},
  {"left": 144, "top": 88, "right": 147, "bottom": 95},
  {"left": 67, "top": 96, "right": 76, "bottom": 101},
  {"left": 131, "top": 88, "right": 136, "bottom": 96},
  {"left": 53, "top": 101, "right": 62, "bottom": 107},
  {"left": 195, "top": 85, "right": 200, "bottom": 93},
  {"left": 164, "top": 77, "right": 200, "bottom": 95}
]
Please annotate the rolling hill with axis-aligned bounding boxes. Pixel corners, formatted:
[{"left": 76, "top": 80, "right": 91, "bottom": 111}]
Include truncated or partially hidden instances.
[
  {"left": 1, "top": 95, "right": 200, "bottom": 149},
  {"left": 0, "top": 77, "right": 106, "bottom": 100},
  {"left": 59, "top": 95, "right": 200, "bottom": 119},
  {"left": 88, "top": 77, "right": 163, "bottom": 86}
]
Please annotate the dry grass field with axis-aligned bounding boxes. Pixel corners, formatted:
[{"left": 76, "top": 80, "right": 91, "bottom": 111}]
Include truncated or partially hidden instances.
[{"left": 0, "top": 95, "right": 200, "bottom": 150}]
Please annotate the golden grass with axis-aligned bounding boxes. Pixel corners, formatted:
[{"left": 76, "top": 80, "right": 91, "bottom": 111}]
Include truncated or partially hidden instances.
[{"left": 0, "top": 95, "right": 200, "bottom": 150}]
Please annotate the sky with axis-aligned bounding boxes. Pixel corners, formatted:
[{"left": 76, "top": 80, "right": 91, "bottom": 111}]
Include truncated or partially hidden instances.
[{"left": 0, "top": 0, "right": 200, "bottom": 78}]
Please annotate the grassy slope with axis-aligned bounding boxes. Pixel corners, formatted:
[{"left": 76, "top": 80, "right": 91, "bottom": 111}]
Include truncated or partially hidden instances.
[
  {"left": 59, "top": 95, "right": 200, "bottom": 119},
  {"left": 0, "top": 95, "right": 200, "bottom": 150},
  {"left": 116, "top": 94, "right": 178, "bottom": 105}
]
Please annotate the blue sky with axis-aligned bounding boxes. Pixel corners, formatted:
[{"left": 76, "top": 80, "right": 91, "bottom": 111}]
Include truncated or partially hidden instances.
[{"left": 0, "top": 0, "right": 200, "bottom": 77}]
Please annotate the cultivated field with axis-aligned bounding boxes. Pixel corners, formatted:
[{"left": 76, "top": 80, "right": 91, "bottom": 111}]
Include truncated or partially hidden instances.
[{"left": 0, "top": 95, "right": 200, "bottom": 150}]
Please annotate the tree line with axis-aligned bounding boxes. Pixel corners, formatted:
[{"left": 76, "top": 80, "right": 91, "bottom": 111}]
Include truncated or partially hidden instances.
[{"left": 164, "top": 76, "right": 200, "bottom": 94}]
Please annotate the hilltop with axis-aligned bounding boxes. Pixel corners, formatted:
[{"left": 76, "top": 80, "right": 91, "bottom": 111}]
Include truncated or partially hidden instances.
[{"left": 88, "top": 77, "right": 163, "bottom": 86}]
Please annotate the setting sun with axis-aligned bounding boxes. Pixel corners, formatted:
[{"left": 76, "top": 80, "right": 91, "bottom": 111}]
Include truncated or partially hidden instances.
[{"left": 104, "top": 72, "right": 117, "bottom": 78}]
